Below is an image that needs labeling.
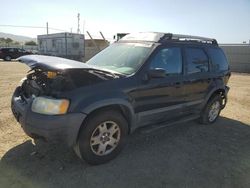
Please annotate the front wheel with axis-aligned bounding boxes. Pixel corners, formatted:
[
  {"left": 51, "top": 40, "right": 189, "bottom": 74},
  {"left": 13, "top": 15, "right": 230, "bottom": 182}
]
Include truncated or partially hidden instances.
[
  {"left": 75, "top": 110, "right": 128, "bottom": 165},
  {"left": 199, "top": 95, "right": 222, "bottom": 124}
]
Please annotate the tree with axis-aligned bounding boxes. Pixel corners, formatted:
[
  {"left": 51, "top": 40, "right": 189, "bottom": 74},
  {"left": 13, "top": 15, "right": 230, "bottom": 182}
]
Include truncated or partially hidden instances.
[
  {"left": 0, "top": 38, "right": 5, "bottom": 44},
  {"left": 5, "top": 38, "right": 13, "bottom": 44},
  {"left": 25, "top": 41, "right": 37, "bottom": 46}
]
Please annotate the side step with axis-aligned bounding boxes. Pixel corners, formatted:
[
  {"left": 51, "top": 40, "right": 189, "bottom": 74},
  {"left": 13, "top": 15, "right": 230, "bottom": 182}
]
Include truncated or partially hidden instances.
[{"left": 138, "top": 114, "right": 200, "bottom": 134}]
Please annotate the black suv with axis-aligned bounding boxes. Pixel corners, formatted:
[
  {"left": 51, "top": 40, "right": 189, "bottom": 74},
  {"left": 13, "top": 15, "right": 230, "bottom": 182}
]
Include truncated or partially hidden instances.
[
  {"left": 0, "top": 47, "right": 31, "bottom": 61},
  {"left": 11, "top": 32, "right": 230, "bottom": 165}
]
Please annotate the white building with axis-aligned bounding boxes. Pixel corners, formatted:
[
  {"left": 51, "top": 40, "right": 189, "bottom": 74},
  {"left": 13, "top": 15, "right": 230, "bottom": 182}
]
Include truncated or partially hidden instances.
[{"left": 37, "top": 32, "right": 85, "bottom": 60}]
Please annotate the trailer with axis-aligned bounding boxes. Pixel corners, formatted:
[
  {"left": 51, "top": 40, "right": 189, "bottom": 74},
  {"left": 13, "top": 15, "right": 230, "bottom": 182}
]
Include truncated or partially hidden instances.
[{"left": 37, "top": 32, "right": 84, "bottom": 61}]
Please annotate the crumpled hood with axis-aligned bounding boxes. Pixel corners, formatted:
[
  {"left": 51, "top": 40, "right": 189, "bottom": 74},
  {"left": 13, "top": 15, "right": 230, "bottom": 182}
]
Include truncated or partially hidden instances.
[{"left": 18, "top": 55, "right": 95, "bottom": 70}]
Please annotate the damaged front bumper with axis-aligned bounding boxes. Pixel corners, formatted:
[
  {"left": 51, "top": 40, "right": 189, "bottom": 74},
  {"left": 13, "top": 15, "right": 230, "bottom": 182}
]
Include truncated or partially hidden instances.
[{"left": 11, "top": 87, "right": 86, "bottom": 147}]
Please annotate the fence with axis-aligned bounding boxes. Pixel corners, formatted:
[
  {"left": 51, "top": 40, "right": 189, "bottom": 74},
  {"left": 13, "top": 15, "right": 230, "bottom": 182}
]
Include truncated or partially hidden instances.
[
  {"left": 0, "top": 45, "right": 38, "bottom": 51},
  {"left": 84, "top": 46, "right": 108, "bottom": 62},
  {"left": 220, "top": 44, "right": 250, "bottom": 73}
]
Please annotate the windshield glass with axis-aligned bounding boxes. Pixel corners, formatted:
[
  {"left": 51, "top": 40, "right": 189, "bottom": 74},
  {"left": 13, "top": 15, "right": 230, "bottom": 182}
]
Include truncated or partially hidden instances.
[{"left": 86, "top": 43, "right": 152, "bottom": 75}]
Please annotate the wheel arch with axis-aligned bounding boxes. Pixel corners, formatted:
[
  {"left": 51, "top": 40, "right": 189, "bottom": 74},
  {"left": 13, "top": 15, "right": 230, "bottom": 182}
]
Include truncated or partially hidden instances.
[
  {"left": 74, "top": 101, "right": 135, "bottom": 147},
  {"left": 204, "top": 87, "right": 227, "bottom": 109},
  {"left": 83, "top": 103, "right": 134, "bottom": 131}
]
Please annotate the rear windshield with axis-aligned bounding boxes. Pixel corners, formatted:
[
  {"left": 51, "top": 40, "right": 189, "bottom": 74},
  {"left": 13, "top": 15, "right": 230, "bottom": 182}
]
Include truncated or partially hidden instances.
[{"left": 86, "top": 43, "right": 152, "bottom": 75}]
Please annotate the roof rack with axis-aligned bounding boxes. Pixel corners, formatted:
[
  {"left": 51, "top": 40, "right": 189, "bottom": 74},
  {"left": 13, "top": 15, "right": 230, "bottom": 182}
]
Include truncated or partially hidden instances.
[{"left": 162, "top": 33, "right": 218, "bottom": 45}]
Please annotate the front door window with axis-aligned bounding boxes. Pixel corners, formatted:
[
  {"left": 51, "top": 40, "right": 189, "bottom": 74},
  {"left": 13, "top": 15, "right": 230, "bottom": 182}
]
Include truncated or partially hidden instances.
[{"left": 150, "top": 47, "right": 182, "bottom": 75}]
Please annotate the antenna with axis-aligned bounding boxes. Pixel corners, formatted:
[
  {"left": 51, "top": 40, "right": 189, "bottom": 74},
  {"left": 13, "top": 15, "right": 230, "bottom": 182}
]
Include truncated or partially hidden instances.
[{"left": 77, "top": 13, "right": 80, "bottom": 34}]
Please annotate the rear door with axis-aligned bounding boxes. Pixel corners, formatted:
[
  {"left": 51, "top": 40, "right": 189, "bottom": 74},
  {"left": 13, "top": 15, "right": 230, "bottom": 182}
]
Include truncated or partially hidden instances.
[{"left": 182, "top": 46, "right": 213, "bottom": 113}]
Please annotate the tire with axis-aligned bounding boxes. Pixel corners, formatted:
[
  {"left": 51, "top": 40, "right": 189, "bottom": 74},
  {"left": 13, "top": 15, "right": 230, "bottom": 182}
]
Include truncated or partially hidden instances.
[
  {"left": 199, "top": 95, "right": 222, "bottom": 124},
  {"left": 4, "top": 56, "right": 11, "bottom": 61},
  {"left": 75, "top": 110, "right": 128, "bottom": 165}
]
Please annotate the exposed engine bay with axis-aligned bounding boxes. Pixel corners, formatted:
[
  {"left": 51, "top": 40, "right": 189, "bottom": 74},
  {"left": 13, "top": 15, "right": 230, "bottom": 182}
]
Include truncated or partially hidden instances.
[
  {"left": 21, "top": 68, "right": 117, "bottom": 98},
  {"left": 16, "top": 55, "right": 122, "bottom": 98}
]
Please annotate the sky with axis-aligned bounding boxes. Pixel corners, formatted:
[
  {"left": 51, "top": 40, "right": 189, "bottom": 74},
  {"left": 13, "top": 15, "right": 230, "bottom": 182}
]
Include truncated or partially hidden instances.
[{"left": 0, "top": 0, "right": 249, "bottom": 43}]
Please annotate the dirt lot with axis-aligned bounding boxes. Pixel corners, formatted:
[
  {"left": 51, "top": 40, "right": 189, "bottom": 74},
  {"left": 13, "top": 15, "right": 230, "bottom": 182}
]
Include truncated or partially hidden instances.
[{"left": 0, "top": 61, "right": 249, "bottom": 188}]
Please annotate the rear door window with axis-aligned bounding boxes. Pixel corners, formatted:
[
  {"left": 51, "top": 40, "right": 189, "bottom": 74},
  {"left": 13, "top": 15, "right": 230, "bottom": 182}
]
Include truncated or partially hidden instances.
[
  {"left": 207, "top": 48, "right": 229, "bottom": 71},
  {"left": 185, "top": 48, "right": 209, "bottom": 74}
]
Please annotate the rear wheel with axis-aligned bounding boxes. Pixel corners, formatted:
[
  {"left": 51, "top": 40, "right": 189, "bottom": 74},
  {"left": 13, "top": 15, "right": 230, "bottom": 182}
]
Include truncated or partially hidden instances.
[
  {"left": 75, "top": 110, "right": 128, "bottom": 165},
  {"left": 200, "top": 95, "right": 222, "bottom": 124}
]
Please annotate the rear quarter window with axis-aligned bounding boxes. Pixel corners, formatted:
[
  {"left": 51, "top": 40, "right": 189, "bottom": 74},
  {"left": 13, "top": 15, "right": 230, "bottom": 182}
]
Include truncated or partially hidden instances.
[{"left": 207, "top": 48, "right": 229, "bottom": 71}]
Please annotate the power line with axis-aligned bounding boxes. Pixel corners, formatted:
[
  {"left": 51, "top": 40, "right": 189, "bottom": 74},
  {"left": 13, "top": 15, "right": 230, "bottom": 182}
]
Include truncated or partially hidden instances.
[{"left": 0, "top": 24, "right": 67, "bottom": 32}]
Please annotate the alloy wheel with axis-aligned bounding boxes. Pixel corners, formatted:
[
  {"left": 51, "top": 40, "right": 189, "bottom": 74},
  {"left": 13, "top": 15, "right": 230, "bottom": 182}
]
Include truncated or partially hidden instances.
[
  {"left": 208, "top": 101, "right": 220, "bottom": 122},
  {"left": 90, "top": 121, "right": 121, "bottom": 156}
]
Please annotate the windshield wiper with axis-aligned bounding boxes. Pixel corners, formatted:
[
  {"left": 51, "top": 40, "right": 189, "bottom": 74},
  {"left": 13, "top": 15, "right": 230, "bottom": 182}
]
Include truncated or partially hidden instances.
[{"left": 89, "top": 69, "right": 124, "bottom": 78}]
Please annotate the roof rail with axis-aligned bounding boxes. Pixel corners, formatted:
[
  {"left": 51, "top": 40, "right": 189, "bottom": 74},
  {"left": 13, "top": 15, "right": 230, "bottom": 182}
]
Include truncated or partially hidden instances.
[{"left": 162, "top": 33, "right": 218, "bottom": 45}]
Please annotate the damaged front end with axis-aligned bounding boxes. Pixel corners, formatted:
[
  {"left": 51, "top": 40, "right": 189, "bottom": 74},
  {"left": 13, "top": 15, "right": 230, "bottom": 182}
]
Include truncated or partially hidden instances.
[
  {"left": 12, "top": 54, "right": 121, "bottom": 119},
  {"left": 20, "top": 68, "right": 107, "bottom": 98},
  {"left": 18, "top": 55, "right": 120, "bottom": 98},
  {"left": 11, "top": 55, "right": 121, "bottom": 145}
]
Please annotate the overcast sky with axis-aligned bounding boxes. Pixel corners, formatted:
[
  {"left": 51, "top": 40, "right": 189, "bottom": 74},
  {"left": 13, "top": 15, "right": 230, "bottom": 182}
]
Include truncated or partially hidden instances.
[{"left": 0, "top": 0, "right": 249, "bottom": 43}]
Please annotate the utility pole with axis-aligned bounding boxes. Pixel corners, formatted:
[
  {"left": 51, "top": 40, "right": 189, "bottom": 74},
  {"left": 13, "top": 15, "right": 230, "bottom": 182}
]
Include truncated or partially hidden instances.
[
  {"left": 77, "top": 13, "right": 80, "bottom": 34},
  {"left": 46, "top": 22, "right": 49, "bottom": 35}
]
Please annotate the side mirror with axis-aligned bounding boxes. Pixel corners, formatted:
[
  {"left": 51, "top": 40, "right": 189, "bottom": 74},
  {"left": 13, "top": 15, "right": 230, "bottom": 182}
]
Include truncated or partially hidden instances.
[{"left": 148, "top": 68, "right": 166, "bottom": 78}]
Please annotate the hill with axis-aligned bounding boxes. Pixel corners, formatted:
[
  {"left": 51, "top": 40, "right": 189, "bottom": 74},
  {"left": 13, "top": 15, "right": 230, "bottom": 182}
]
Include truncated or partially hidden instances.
[{"left": 0, "top": 32, "right": 36, "bottom": 42}]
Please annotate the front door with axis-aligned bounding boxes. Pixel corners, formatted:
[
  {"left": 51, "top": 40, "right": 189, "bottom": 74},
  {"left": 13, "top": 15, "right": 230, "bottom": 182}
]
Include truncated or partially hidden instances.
[{"left": 134, "top": 46, "right": 186, "bottom": 126}]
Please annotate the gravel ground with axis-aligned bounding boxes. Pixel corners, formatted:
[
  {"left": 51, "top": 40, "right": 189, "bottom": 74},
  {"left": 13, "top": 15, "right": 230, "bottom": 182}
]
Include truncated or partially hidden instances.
[{"left": 0, "top": 61, "right": 249, "bottom": 188}]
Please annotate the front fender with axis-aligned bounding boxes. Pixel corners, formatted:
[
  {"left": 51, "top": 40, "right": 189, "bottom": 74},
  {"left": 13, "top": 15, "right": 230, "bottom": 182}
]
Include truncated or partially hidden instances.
[
  {"left": 81, "top": 98, "right": 134, "bottom": 115},
  {"left": 73, "top": 91, "right": 137, "bottom": 131}
]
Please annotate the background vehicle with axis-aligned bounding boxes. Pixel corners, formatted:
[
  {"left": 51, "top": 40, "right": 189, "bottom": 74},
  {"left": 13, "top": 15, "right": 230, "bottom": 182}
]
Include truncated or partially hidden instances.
[
  {"left": 11, "top": 32, "right": 230, "bottom": 165},
  {"left": 0, "top": 47, "right": 32, "bottom": 61}
]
